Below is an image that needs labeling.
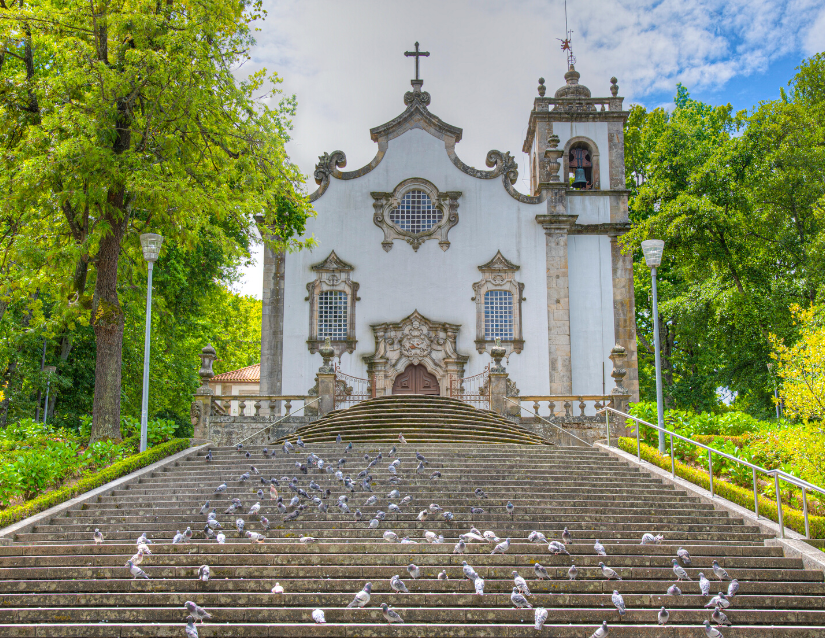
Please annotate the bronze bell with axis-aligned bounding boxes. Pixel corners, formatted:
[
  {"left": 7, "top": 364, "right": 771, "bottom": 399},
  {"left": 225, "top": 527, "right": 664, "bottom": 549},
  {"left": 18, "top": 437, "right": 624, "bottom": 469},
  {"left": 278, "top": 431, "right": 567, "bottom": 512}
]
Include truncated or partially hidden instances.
[{"left": 572, "top": 167, "right": 588, "bottom": 188}]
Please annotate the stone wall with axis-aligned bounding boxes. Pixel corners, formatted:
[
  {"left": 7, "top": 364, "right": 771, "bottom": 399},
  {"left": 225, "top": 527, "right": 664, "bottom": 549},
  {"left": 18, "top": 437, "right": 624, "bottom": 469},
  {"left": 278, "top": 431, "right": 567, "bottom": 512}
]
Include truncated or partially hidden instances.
[
  {"left": 205, "top": 415, "right": 318, "bottom": 447},
  {"left": 514, "top": 415, "right": 624, "bottom": 447}
]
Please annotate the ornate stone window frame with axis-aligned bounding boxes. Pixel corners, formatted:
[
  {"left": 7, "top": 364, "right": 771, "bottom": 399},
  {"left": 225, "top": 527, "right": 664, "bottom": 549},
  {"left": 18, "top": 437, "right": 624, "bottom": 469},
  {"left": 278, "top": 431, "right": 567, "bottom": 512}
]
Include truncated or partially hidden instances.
[
  {"left": 471, "top": 251, "right": 525, "bottom": 354},
  {"left": 371, "top": 178, "right": 461, "bottom": 252},
  {"left": 563, "top": 136, "right": 600, "bottom": 190},
  {"left": 305, "top": 251, "right": 359, "bottom": 356}
]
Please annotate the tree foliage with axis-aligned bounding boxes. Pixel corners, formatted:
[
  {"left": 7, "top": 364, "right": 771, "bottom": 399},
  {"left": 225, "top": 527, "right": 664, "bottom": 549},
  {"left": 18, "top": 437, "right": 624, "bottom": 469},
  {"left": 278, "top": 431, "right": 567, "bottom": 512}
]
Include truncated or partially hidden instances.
[
  {"left": 771, "top": 305, "right": 825, "bottom": 421},
  {"left": 0, "top": 0, "right": 311, "bottom": 440}
]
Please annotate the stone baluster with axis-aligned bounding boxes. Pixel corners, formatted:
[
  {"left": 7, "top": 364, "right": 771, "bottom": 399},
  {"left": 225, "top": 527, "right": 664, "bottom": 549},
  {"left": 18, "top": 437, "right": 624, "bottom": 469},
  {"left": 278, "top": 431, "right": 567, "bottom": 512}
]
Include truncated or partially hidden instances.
[
  {"left": 284, "top": 400, "right": 292, "bottom": 416},
  {"left": 578, "top": 397, "right": 586, "bottom": 416},
  {"left": 564, "top": 400, "right": 572, "bottom": 417},
  {"left": 268, "top": 398, "right": 279, "bottom": 417},
  {"left": 253, "top": 400, "right": 261, "bottom": 417},
  {"left": 222, "top": 399, "right": 231, "bottom": 414},
  {"left": 238, "top": 398, "right": 247, "bottom": 416},
  {"left": 533, "top": 401, "right": 540, "bottom": 417},
  {"left": 548, "top": 401, "right": 556, "bottom": 417}
]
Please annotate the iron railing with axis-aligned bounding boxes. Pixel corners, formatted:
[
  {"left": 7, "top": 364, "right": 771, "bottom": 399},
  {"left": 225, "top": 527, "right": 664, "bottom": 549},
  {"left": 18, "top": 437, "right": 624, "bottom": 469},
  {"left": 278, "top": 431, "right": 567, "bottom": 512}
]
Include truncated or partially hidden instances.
[
  {"left": 599, "top": 406, "right": 825, "bottom": 539},
  {"left": 450, "top": 365, "right": 490, "bottom": 409},
  {"left": 506, "top": 397, "right": 594, "bottom": 448},
  {"left": 334, "top": 365, "right": 372, "bottom": 409}
]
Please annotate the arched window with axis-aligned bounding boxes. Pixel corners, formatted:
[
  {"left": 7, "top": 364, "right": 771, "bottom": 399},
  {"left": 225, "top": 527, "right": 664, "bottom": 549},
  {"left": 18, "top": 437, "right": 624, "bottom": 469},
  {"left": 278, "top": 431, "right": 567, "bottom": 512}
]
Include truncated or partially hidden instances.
[
  {"left": 389, "top": 189, "right": 443, "bottom": 234},
  {"left": 484, "top": 290, "right": 514, "bottom": 340},
  {"left": 568, "top": 144, "right": 593, "bottom": 189},
  {"left": 317, "top": 290, "right": 348, "bottom": 340}
]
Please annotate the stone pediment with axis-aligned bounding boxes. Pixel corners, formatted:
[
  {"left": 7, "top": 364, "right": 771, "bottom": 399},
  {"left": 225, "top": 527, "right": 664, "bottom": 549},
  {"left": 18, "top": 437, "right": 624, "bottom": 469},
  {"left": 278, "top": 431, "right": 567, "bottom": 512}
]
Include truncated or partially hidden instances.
[
  {"left": 310, "top": 250, "right": 354, "bottom": 272},
  {"left": 478, "top": 250, "right": 520, "bottom": 272},
  {"left": 370, "top": 80, "right": 463, "bottom": 144}
]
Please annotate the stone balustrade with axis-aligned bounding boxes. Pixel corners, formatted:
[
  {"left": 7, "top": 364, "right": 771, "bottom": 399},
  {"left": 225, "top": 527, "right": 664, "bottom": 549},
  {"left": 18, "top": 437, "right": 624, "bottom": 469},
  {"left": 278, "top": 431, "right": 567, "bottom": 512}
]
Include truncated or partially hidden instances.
[{"left": 209, "top": 395, "right": 311, "bottom": 417}]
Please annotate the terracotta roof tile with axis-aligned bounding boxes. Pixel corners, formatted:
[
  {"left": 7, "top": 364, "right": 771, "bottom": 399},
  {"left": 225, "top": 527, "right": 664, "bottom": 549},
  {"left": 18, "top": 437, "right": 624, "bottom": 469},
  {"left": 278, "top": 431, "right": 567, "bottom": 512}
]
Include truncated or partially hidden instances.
[{"left": 211, "top": 364, "right": 260, "bottom": 383}]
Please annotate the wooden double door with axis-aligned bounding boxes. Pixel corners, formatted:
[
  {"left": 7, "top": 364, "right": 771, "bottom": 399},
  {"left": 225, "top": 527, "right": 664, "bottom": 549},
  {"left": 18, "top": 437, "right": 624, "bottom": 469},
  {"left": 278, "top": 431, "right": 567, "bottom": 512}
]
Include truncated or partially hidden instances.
[{"left": 392, "top": 364, "right": 440, "bottom": 395}]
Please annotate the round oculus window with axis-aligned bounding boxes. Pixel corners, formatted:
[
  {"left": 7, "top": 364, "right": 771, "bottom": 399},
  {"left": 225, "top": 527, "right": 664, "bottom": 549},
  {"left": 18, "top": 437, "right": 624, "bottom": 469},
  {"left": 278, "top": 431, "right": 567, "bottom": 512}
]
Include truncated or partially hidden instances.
[{"left": 389, "top": 190, "right": 443, "bottom": 234}]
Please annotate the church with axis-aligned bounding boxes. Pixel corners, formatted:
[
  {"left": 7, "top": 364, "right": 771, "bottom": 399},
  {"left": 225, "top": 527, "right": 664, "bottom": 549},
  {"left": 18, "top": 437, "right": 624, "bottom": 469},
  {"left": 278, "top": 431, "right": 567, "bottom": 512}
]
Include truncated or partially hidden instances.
[{"left": 248, "top": 46, "right": 639, "bottom": 409}]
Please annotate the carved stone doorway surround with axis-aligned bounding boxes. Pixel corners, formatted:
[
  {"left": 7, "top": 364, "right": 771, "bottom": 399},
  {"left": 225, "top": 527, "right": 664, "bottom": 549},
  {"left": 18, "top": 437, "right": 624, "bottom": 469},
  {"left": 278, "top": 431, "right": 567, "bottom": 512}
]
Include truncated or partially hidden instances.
[{"left": 363, "top": 310, "right": 468, "bottom": 398}]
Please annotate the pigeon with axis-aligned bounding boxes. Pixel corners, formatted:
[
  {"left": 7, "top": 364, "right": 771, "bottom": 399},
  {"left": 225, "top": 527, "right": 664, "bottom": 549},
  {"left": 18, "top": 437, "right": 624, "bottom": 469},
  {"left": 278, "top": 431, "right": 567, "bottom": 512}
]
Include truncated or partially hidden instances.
[
  {"left": 354, "top": 509, "right": 363, "bottom": 521},
  {"left": 568, "top": 564, "right": 578, "bottom": 580},
  {"left": 388, "top": 445, "right": 397, "bottom": 457},
  {"left": 388, "top": 465, "right": 397, "bottom": 476},
  {"left": 236, "top": 518, "right": 245, "bottom": 534},
  {"left": 214, "top": 483, "right": 227, "bottom": 494},
  {"left": 416, "top": 461, "right": 426, "bottom": 473},
  {"left": 699, "top": 572, "right": 711, "bottom": 596},
  {"left": 283, "top": 441, "right": 294, "bottom": 453},
  {"left": 438, "top": 570, "right": 448, "bottom": 580},
  {"left": 172, "top": 530, "right": 186, "bottom": 544},
  {"left": 511, "top": 586, "right": 532, "bottom": 609},
  {"left": 513, "top": 571, "right": 531, "bottom": 596},
  {"left": 299, "top": 536, "right": 317, "bottom": 543},
  {"left": 185, "top": 616, "right": 199, "bottom": 638},
  {"left": 727, "top": 579, "right": 739, "bottom": 598},
  {"left": 247, "top": 531, "right": 265, "bottom": 543},
  {"left": 641, "top": 533, "right": 664, "bottom": 544},
  {"left": 705, "top": 592, "right": 730, "bottom": 609},
  {"left": 417, "top": 510, "right": 429, "bottom": 521},
  {"left": 236, "top": 443, "right": 243, "bottom": 451},
  {"left": 93, "top": 529, "right": 104, "bottom": 544},
  {"left": 712, "top": 560, "right": 730, "bottom": 581},
  {"left": 611, "top": 590, "right": 626, "bottom": 617},
  {"left": 430, "top": 471, "right": 441, "bottom": 479},
  {"left": 198, "top": 565, "right": 210, "bottom": 582},
  {"left": 383, "top": 531, "right": 399, "bottom": 543},
  {"left": 185, "top": 601, "right": 211, "bottom": 624},
  {"left": 594, "top": 540, "right": 606, "bottom": 556},
  {"left": 469, "top": 506, "right": 484, "bottom": 514},
  {"left": 561, "top": 527, "right": 572, "bottom": 544},
  {"left": 589, "top": 621, "right": 609, "bottom": 638},
  {"left": 442, "top": 511, "right": 454, "bottom": 522},
  {"left": 534, "top": 607, "right": 548, "bottom": 631},
  {"left": 137, "top": 542, "right": 151, "bottom": 555},
  {"left": 658, "top": 606, "right": 669, "bottom": 625},
  {"left": 337, "top": 434, "right": 342, "bottom": 443},
  {"left": 407, "top": 563, "right": 420, "bottom": 579},
  {"left": 271, "top": 583, "right": 284, "bottom": 594},
  {"left": 399, "top": 433, "right": 407, "bottom": 443},
  {"left": 484, "top": 531, "right": 501, "bottom": 544},
  {"left": 245, "top": 451, "right": 251, "bottom": 459},
  {"left": 257, "top": 489, "right": 264, "bottom": 500},
  {"left": 415, "top": 451, "right": 429, "bottom": 464},
  {"left": 528, "top": 531, "right": 547, "bottom": 544},
  {"left": 672, "top": 558, "right": 692, "bottom": 581},
  {"left": 296, "top": 436, "right": 305, "bottom": 448},
  {"left": 248, "top": 502, "right": 260, "bottom": 516},
  {"left": 492, "top": 538, "right": 511, "bottom": 554},
  {"left": 126, "top": 560, "right": 148, "bottom": 579},
  {"left": 346, "top": 442, "right": 353, "bottom": 453},
  {"left": 712, "top": 606, "right": 732, "bottom": 625},
  {"left": 390, "top": 574, "right": 409, "bottom": 593},
  {"left": 703, "top": 620, "right": 724, "bottom": 637},
  {"left": 506, "top": 501, "right": 515, "bottom": 517},
  {"left": 284, "top": 510, "right": 301, "bottom": 522},
  {"left": 312, "top": 609, "right": 326, "bottom": 624},
  {"left": 347, "top": 582, "right": 372, "bottom": 608},
  {"left": 548, "top": 541, "right": 569, "bottom": 555},
  {"left": 474, "top": 488, "right": 488, "bottom": 499},
  {"left": 381, "top": 602, "right": 404, "bottom": 624},
  {"left": 128, "top": 550, "right": 145, "bottom": 566},
  {"left": 474, "top": 576, "right": 485, "bottom": 595},
  {"left": 270, "top": 485, "right": 278, "bottom": 500},
  {"left": 239, "top": 472, "right": 250, "bottom": 482},
  {"left": 251, "top": 465, "right": 260, "bottom": 475},
  {"left": 461, "top": 531, "right": 484, "bottom": 543},
  {"left": 365, "top": 495, "right": 378, "bottom": 506},
  {"left": 136, "top": 533, "right": 151, "bottom": 546},
  {"left": 198, "top": 501, "right": 210, "bottom": 516},
  {"left": 667, "top": 584, "right": 682, "bottom": 596},
  {"left": 369, "top": 518, "right": 380, "bottom": 529},
  {"left": 599, "top": 562, "right": 621, "bottom": 580},
  {"left": 534, "top": 563, "right": 550, "bottom": 580},
  {"left": 462, "top": 561, "right": 478, "bottom": 581},
  {"left": 677, "top": 547, "right": 692, "bottom": 565},
  {"left": 216, "top": 532, "right": 225, "bottom": 544},
  {"left": 429, "top": 505, "right": 443, "bottom": 515}
]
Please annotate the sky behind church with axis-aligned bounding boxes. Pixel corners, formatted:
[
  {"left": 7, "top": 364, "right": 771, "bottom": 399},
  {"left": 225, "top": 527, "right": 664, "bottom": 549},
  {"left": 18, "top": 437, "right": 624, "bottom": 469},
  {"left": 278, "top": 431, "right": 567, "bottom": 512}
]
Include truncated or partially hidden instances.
[{"left": 236, "top": 0, "right": 825, "bottom": 297}]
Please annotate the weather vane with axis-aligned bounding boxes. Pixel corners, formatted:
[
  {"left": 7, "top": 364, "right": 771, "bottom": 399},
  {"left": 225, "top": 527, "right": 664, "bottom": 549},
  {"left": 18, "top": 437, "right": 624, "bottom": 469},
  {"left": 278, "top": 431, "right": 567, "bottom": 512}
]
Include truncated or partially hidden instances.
[
  {"left": 404, "top": 41, "right": 430, "bottom": 81},
  {"left": 557, "top": 0, "right": 576, "bottom": 68}
]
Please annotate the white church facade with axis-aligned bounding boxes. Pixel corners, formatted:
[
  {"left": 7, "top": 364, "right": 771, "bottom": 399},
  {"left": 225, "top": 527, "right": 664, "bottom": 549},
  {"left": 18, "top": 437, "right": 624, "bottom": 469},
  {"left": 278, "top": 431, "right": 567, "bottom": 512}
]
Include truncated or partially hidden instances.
[{"left": 254, "top": 60, "right": 639, "bottom": 407}]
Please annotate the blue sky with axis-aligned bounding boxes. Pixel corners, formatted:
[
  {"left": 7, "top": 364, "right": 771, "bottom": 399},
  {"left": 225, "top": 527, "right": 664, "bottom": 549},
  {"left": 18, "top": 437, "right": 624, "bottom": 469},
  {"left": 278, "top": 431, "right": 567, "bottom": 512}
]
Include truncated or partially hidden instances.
[{"left": 235, "top": 0, "right": 825, "bottom": 297}]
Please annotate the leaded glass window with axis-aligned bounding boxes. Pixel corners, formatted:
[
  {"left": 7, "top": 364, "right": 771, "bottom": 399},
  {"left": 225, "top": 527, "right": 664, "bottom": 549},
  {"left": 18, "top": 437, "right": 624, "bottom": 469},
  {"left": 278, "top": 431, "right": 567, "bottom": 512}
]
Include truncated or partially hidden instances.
[
  {"left": 318, "top": 290, "right": 348, "bottom": 340},
  {"left": 389, "top": 190, "right": 442, "bottom": 234},
  {"left": 484, "top": 290, "right": 514, "bottom": 340}
]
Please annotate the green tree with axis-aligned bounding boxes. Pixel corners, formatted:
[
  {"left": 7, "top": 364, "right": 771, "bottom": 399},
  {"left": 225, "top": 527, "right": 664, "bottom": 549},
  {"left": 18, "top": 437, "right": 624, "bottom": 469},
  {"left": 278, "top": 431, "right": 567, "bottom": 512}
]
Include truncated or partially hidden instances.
[{"left": 0, "top": 0, "right": 312, "bottom": 441}]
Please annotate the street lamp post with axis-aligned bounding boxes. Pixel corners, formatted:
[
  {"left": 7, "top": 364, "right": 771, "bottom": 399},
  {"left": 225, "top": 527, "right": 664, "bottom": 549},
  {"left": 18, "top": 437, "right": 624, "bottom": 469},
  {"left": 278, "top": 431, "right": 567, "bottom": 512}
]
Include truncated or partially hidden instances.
[
  {"left": 641, "top": 239, "right": 667, "bottom": 454},
  {"left": 767, "top": 362, "right": 781, "bottom": 420},
  {"left": 42, "top": 365, "right": 57, "bottom": 424},
  {"left": 139, "top": 233, "right": 164, "bottom": 453}
]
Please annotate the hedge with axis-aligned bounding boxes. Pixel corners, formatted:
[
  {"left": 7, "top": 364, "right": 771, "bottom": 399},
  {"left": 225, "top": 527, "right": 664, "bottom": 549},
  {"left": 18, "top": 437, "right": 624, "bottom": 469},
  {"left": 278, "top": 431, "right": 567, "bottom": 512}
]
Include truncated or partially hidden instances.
[
  {"left": 691, "top": 434, "right": 746, "bottom": 448},
  {"left": 618, "top": 437, "right": 825, "bottom": 539},
  {"left": 0, "top": 438, "right": 191, "bottom": 530}
]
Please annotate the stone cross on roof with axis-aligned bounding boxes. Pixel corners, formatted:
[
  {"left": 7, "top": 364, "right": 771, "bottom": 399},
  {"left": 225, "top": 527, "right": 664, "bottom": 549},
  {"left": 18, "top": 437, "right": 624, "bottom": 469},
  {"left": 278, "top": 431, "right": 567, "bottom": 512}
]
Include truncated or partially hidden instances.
[{"left": 404, "top": 41, "right": 429, "bottom": 81}]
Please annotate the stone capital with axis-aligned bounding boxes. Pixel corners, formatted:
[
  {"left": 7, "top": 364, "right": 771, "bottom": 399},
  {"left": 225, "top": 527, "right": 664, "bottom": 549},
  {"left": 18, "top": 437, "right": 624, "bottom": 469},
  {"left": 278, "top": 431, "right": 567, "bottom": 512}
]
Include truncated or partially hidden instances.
[{"left": 536, "top": 214, "right": 578, "bottom": 235}]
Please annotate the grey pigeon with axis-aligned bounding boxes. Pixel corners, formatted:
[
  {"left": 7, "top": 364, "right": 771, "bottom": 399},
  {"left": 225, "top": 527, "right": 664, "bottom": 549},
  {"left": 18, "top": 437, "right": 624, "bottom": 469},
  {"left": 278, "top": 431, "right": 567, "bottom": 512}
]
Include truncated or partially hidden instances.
[
  {"left": 390, "top": 574, "right": 409, "bottom": 593},
  {"left": 534, "top": 607, "right": 548, "bottom": 631},
  {"left": 383, "top": 531, "right": 399, "bottom": 543},
  {"left": 594, "top": 539, "right": 606, "bottom": 556},
  {"left": 712, "top": 560, "right": 730, "bottom": 581},
  {"left": 712, "top": 607, "right": 732, "bottom": 626},
  {"left": 248, "top": 502, "right": 260, "bottom": 516},
  {"left": 297, "top": 437, "right": 304, "bottom": 447},
  {"left": 347, "top": 582, "right": 372, "bottom": 608},
  {"left": 677, "top": 547, "right": 692, "bottom": 565},
  {"left": 381, "top": 602, "right": 404, "bottom": 624},
  {"left": 438, "top": 570, "right": 448, "bottom": 580},
  {"left": 185, "top": 601, "right": 212, "bottom": 624},
  {"left": 671, "top": 558, "right": 691, "bottom": 581},
  {"left": 430, "top": 471, "right": 441, "bottom": 479},
  {"left": 474, "top": 487, "right": 488, "bottom": 499},
  {"left": 251, "top": 465, "right": 259, "bottom": 475},
  {"left": 442, "top": 511, "right": 454, "bottom": 522},
  {"left": 462, "top": 561, "right": 478, "bottom": 581},
  {"left": 198, "top": 565, "right": 210, "bottom": 582},
  {"left": 599, "top": 562, "right": 621, "bottom": 580},
  {"left": 198, "top": 501, "right": 210, "bottom": 516},
  {"left": 453, "top": 539, "right": 466, "bottom": 554},
  {"left": 407, "top": 563, "right": 420, "bottom": 579},
  {"left": 312, "top": 609, "right": 326, "bottom": 624},
  {"left": 513, "top": 571, "right": 531, "bottom": 596},
  {"left": 658, "top": 606, "right": 669, "bottom": 625},
  {"left": 548, "top": 540, "right": 569, "bottom": 555},
  {"left": 528, "top": 530, "right": 547, "bottom": 544},
  {"left": 415, "top": 451, "right": 428, "bottom": 464},
  {"left": 568, "top": 564, "right": 578, "bottom": 580},
  {"left": 185, "top": 617, "right": 198, "bottom": 638},
  {"left": 589, "top": 621, "right": 609, "bottom": 638},
  {"left": 699, "top": 572, "right": 711, "bottom": 596},
  {"left": 561, "top": 527, "right": 572, "bottom": 544},
  {"left": 369, "top": 518, "right": 380, "bottom": 529},
  {"left": 703, "top": 620, "right": 724, "bottom": 637},
  {"left": 667, "top": 584, "right": 682, "bottom": 596},
  {"left": 388, "top": 503, "right": 401, "bottom": 513},
  {"left": 416, "top": 461, "right": 425, "bottom": 473},
  {"left": 705, "top": 592, "right": 730, "bottom": 609},
  {"left": 534, "top": 562, "right": 550, "bottom": 580},
  {"left": 506, "top": 501, "right": 515, "bottom": 517},
  {"left": 126, "top": 559, "right": 148, "bottom": 579},
  {"left": 389, "top": 445, "right": 397, "bottom": 457},
  {"left": 491, "top": 537, "right": 511, "bottom": 554},
  {"left": 511, "top": 586, "right": 532, "bottom": 609},
  {"left": 337, "top": 434, "right": 342, "bottom": 443},
  {"left": 214, "top": 483, "right": 227, "bottom": 493},
  {"left": 354, "top": 509, "right": 362, "bottom": 521},
  {"left": 611, "top": 590, "right": 626, "bottom": 617},
  {"left": 469, "top": 506, "right": 484, "bottom": 514},
  {"left": 727, "top": 579, "right": 739, "bottom": 598},
  {"left": 365, "top": 495, "right": 378, "bottom": 506},
  {"left": 93, "top": 529, "right": 104, "bottom": 544},
  {"left": 239, "top": 472, "right": 250, "bottom": 482},
  {"left": 387, "top": 489, "right": 400, "bottom": 499}
]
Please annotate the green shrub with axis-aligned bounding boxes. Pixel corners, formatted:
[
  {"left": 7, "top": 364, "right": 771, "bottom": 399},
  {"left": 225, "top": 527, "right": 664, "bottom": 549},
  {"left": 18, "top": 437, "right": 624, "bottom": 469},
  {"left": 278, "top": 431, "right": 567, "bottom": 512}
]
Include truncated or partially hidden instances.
[
  {"left": 0, "top": 438, "right": 191, "bottom": 530},
  {"left": 618, "top": 437, "right": 825, "bottom": 539}
]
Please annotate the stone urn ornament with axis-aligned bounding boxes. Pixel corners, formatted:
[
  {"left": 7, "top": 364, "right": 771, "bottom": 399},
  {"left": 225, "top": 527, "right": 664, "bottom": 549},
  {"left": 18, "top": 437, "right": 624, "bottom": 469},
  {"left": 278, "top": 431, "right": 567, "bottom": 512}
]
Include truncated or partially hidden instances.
[{"left": 490, "top": 337, "right": 507, "bottom": 372}]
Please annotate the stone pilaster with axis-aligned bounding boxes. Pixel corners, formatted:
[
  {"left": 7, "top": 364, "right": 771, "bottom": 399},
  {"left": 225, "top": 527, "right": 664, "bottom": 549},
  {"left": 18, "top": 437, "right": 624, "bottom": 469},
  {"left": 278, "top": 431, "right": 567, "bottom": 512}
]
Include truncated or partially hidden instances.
[
  {"left": 259, "top": 225, "right": 285, "bottom": 402},
  {"left": 536, "top": 211, "right": 577, "bottom": 396},
  {"left": 610, "top": 234, "right": 639, "bottom": 401}
]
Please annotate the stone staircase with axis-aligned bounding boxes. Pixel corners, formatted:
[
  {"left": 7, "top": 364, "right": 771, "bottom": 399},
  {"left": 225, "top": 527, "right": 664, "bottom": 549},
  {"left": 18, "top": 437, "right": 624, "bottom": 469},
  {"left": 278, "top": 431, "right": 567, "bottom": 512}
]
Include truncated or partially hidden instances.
[
  {"left": 290, "top": 395, "right": 547, "bottom": 445},
  {"left": 0, "top": 438, "right": 823, "bottom": 636}
]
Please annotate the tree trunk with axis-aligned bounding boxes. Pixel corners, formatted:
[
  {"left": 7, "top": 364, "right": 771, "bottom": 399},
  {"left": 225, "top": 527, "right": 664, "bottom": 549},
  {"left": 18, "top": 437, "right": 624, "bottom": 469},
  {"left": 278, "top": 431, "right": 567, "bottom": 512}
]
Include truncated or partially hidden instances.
[{"left": 90, "top": 205, "right": 127, "bottom": 443}]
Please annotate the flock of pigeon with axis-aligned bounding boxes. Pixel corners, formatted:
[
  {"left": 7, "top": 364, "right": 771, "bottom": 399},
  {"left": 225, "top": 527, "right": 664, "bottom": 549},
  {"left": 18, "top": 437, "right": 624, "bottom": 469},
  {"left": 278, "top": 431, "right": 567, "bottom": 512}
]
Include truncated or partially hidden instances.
[{"left": 92, "top": 433, "right": 742, "bottom": 636}]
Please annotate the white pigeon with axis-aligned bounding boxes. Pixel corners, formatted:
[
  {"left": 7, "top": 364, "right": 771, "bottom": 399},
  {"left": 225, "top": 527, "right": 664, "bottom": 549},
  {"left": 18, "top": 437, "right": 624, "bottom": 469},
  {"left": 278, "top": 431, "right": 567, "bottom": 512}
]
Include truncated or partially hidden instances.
[
  {"left": 248, "top": 502, "right": 260, "bottom": 516},
  {"left": 136, "top": 533, "right": 151, "bottom": 546},
  {"left": 534, "top": 607, "right": 548, "bottom": 631},
  {"left": 383, "top": 531, "right": 399, "bottom": 543},
  {"left": 312, "top": 609, "right": 326, "bottom": 624},
  {"left": 594, "top": 540, "right": 607, "bottom": 556},
  {"left": 93, "top": 529, "right": 104, "bottom": 544},
  {"left": 491, "top": 537, "right": 511, "bottom": 554},
  {"left": 216, "top": 533, "right": 225, "bottom": 544},
  {"left": 462, "top": 531, "right": 485, "bottom": 542},
  {"left": 407, "top": 563, "right": 420, "bottom": 579},
  {"left": 417, "top": 510, "right": 429, "bottom": 521},
  {"left": 511, "top": 586, "right": 532, "bottom": 609},
  {"left": 198, "top": 565, "right": 210, "bottom": 582},
  {"left": 641, "top": 533, "right": 664, "bottom": 544},
  {"left": 424, "top": 531, "right": 444, "bottom": 544},
  {"left": 369, "top": 518, "right": 380, "bottom": 529},
  {"left": 247, "top": 531, "right": 265, "bottom": 543},
  {"left": 483, "top": 531, "right": 500, "bottom": 544},
  {"left": 347, "top": 582, "right": 372, "bottom": 608},
  {"left": 299, "top": 536, "right": 317, "bottom": 544},
  {"left": 438, "top": 570, "right": 448, "bottom": 580},
  {"left": 271, "top": 583, "right": 284, "bottom": 594},
  {"left": 474, "top": 576, "right": 485, "bottom": 595},
  {"left": 513, "top": 571, "right": 531, "bottom": 596},
  {"left": 129, "top": 550, "right": 145, "bottom": 566}
]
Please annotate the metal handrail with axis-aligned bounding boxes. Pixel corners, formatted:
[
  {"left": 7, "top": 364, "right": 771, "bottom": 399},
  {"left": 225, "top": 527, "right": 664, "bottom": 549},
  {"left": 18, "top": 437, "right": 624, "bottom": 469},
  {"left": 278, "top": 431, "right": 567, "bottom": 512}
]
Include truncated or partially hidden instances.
[
  {"left": 235, "top": 397, "right": 321, "bottom": 446},
  {"left": 598, "top": 406, "right": 825, "bottom": 539},
  {"left": 506, "top": 397, "right": 593, "bottom": 448}
]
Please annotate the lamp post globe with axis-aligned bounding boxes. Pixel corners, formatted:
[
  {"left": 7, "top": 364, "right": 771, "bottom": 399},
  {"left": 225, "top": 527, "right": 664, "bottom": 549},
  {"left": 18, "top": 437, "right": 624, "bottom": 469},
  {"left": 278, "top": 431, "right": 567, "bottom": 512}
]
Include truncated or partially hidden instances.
[
  {"left": 139, "top": 233, "right": 164, "bottom": 452},
  {"left": 641, "top": 239, "right": 667, "bottom": 454}
]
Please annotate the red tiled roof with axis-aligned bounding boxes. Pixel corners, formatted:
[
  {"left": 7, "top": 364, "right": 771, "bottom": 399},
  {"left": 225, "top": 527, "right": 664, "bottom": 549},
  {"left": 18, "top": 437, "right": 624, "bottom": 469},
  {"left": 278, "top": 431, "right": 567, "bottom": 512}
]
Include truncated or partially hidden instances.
[{"left": 211, "top": 364, "right": 260, "bottom": 383}]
